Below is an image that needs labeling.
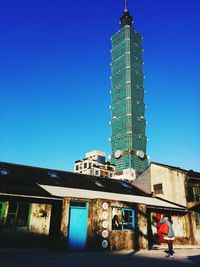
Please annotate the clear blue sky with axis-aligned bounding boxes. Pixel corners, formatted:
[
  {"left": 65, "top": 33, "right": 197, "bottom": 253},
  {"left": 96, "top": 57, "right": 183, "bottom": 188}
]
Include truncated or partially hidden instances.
[{"left": 1, "top": 0, "right": 200, "bottom": 172}]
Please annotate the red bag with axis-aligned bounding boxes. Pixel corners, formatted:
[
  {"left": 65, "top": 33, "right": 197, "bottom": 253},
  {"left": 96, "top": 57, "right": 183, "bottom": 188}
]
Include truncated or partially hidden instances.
[{"left": 159, "top": 223, "right": 169, "bottom": 235}]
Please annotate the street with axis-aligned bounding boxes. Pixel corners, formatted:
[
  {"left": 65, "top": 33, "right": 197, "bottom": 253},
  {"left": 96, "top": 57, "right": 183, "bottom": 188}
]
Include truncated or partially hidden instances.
[{"left": 0, "top": 247, "right": 200, "bottom": 267}]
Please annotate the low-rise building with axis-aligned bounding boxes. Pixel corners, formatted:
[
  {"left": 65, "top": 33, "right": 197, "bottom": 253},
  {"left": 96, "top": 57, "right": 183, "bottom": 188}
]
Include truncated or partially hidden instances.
[
  {"left": 74, "top": 150, "right": 115, "bottom": 178},
  {"left": 134, "top": 162, "right": 200, "bottom": 245},
  {"left": 0, "top": 161, "right": 190, "bottom": 250}
]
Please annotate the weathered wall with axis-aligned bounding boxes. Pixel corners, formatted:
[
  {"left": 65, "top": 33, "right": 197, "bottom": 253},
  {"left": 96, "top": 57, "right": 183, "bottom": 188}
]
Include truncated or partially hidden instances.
[
  {"left": 61, "top": 198, "right": 139, "bottom": 251},
  {"left": 150, "top": 212, "right": 195, "bottom": 246},
  {"left": 190, "top": 211, "right": 200, "bottom": 245},
  {"left": 134, "top": 168, "right": 152, "bottom": 193},
  {"left": 29, "top": 203, "right": 52, "bottom": 235},
  {"left": 173, "top": 214, "right": 191, "bottom": 244},
  {"left": 87, "top": 199, "right": 135, "bottom": 251},
  {"left": 137, "top": 204, "right": 148, "bottom": 249},
  {"left": 60, "top": 198, "right": 70, "bottom": 239},
  {"left": 151, "top": 164, "right": 187, "bottom": 206}
]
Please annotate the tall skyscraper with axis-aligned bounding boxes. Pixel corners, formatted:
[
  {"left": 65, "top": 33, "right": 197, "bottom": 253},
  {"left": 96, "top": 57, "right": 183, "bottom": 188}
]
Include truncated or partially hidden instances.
[{"left": 110, "top": 1, "right": 148, "bottom": 179}]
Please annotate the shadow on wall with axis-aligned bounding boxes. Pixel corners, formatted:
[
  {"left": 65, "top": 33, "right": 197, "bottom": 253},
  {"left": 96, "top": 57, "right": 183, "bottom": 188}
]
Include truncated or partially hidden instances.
[{"left": 0, "top": 230, "right": 50, "bottom": 247}]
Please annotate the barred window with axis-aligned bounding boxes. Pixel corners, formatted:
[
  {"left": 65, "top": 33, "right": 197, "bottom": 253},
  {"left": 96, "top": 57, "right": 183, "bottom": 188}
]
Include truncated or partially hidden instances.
[
  {"left": 6, "top": 202, "right": 30, "bottom": 227},
  {"left": 153, "top": 183, "right": 163, "bottom": 194}
]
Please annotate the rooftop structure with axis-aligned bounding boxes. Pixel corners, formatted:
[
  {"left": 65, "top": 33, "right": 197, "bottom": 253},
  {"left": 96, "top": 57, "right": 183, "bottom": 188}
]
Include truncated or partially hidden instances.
[{"left": 74, "top": 150, "right": 115, "bottom": 178}]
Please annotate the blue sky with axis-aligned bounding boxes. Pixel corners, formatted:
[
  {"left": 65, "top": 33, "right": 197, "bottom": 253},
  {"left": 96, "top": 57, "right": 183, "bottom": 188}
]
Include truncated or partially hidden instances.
[{"left": 1, "top": 0, "right": 200, "bottom": 172}]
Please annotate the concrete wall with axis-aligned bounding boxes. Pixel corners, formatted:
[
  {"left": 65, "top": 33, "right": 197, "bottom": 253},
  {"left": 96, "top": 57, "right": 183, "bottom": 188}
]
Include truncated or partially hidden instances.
[
  {"left": 60, "top": 198, "right": 70, "bottom": 239},
  {"left": 0, "top": 201, "right": 52, "bottom": 235},
  {"left": 60, "top": 197, "right": 149, "bottom": 251},
  {"left": 133, "top": 168, "right": 151, "bottom": 193},
  {"left": 137, "top": 204, "right": 148, "bottom": 249},
  {"left": 87, "top": 199, "right": 136, "bottom": 251},
  {"left": 190, "top": 211, "right": 200, "bottom": 245},
  {"left": 150, "top": 164, "right": 187, "bottom": 206},
  {"left": 149, "top": 212, "right": 198, "bottom": 246},
  {"left": 173, "top": 214, "right": 192, "bottom": 244},
  {"left": 29, "top": 203, "right": 52, "bottom": 235},
  {"left": 0, "top": 201, "right": 52, "bottom": 245}
]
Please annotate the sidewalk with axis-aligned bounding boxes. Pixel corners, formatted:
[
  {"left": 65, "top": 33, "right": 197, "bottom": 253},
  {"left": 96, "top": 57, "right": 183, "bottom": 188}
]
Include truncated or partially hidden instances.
[{"left": 153, "top": 244, "right": 200, "bottom": 250}]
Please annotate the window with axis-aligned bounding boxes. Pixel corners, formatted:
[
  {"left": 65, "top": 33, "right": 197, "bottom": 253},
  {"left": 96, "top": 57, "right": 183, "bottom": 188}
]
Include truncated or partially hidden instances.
[
  {"left": 97, "top": 155, "right": 105, "bottom": 164},
  {"left": 6, "top": 202, "right": 30, "bottom": 227},
  {"left": 118, "top": 181, "right": 132, "bottom": 189},
  {"left": 0, "top": 169, "right": 9, "bottom": 175},
  {"left": 112, "top": 207, "right": 135, "bottom": 230},
  {"left": 153, "top": 183, "right": 163, "bottom": 194},
  {"left": 75, "top": 165, "right": 79, "bottom": 171},
  {"left": 187, "top": 184, "right": 200, "bottom": 202},
  {"left": 195, "top": 213, "right": 200, "bottom": 229},
  {"left": 70, "top": 200, "right": 87, "bottom": 207},
  {"left": 48, "top": 172, "right": 59, "bottom": 179},
  {"left": 0, "top": 202, "right": 6, "bottom": 224},
  {"left": 192, "top": 186, "right": 200, "bottom": 201},
  {"left": 95, "top": 170, "right": 99, "bottom": 176},
  {"left": 94, "top": 180, "right": 104, "bottom": 188},
  {"left": 84, "top": 162, "right": 87, "bottom": 169}
]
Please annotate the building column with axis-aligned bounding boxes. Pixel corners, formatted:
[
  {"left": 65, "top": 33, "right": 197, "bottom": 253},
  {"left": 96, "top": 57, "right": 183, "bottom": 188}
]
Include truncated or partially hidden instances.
[{"left": 136, "top": 204, "right": 148, "bottom": 250}]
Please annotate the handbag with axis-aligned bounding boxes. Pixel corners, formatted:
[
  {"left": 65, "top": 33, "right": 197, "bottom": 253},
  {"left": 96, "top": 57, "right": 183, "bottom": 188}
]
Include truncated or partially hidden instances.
[{"left": 159, "top": 223, "right": 169, "bottom": 235}]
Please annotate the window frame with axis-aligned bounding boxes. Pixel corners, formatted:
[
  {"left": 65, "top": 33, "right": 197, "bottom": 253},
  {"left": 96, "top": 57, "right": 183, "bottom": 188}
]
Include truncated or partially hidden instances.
[
  {"left": 195, "top": 212, "right": 200, "bottom": 229},
  {"left": 153, "top": 183, "right": 163, "bottom": 194},
  {"left": 0, "top": 201, "right": 6, "bottom": 224},
  {"left": 112, "top": 207, "right": 135, "bottom": 231},
  {"left": 6, "top": 202, "right": 31, "bottom": 227}
]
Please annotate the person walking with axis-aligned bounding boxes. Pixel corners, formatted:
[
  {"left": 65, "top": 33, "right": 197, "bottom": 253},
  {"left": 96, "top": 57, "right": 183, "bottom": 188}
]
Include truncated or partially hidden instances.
[{"left": 160, "top": 214, "right": 175, "bottom": 258}]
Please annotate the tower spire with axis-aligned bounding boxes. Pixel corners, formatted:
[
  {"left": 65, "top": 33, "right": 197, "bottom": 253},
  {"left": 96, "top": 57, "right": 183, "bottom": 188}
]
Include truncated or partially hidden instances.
[
  {"left": 120, "top": 0, "right": 133, "bottom": 27},
  {"left": 124, "top": 0, "right": 128, "bottom": 12}
]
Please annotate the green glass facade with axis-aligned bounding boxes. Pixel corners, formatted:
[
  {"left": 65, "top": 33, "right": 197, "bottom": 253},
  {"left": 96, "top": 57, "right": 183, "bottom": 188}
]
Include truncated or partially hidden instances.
[{"left": 110, "top": 10, "right": 148, "bottom": 176}]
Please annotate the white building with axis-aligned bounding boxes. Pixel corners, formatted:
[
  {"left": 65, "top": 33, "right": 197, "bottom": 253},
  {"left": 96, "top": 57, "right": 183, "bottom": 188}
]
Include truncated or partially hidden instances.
[{"left": 74, "top": 150, "right": 115, "bottom": 178}]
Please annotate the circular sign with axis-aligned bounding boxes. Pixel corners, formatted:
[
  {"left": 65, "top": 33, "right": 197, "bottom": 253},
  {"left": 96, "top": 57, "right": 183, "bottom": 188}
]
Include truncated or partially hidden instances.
[
  {"left": 102, "top": 230, "right": 108, "bottom": 238},
  {"left": 102, "top": 211, "right": 108, "bottom": 219},
  {"left": 102, "top": 240, "right": 108, "bottom": 248},
  {"left": 102, "top": 202, "right": 108, "bottom": 210},
  {"left": 102, "top": 220, "right": 108, "bottom": 228}
]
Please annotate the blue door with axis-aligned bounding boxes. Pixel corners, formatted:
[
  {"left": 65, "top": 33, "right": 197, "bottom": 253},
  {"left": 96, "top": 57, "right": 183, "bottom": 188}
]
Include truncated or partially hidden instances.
[{"left": 67, "top": 201, "right": 88, "bottom": 251}]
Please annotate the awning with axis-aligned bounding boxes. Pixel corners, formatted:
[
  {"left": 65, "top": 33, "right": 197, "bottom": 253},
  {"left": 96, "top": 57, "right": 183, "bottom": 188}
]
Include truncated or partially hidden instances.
[
  {"left": 39, "top": 184, "right": 186, "bottom": 211},
  {"left": 0, "top": 192, "right": 62, "bottom": 201}
]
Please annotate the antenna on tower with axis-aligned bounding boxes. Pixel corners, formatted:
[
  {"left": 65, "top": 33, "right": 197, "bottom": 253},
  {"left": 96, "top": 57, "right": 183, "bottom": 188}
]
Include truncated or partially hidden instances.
[{"left": 124, "top": 0, "right": 128, "bottom": 12}]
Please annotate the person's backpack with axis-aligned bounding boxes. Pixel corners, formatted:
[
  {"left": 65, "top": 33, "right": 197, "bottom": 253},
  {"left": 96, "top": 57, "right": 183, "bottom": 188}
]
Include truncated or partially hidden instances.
[{"left": 159, "top": 223, "right": 169, "bottom": 235}]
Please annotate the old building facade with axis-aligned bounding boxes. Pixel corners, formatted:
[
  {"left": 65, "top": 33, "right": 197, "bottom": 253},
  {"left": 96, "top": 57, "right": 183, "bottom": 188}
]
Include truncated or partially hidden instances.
[
  {"left": 0, "top": 161, "right": 194, "bottom": 251},
  {"left": 134, "top": 162, "right": 200, "bottom": 245}
]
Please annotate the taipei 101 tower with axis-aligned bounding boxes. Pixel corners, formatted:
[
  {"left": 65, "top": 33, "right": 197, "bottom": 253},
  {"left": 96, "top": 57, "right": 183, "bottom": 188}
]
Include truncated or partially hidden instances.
[{"left": 110, "top": 1, "right": 148, "bottom": 179}]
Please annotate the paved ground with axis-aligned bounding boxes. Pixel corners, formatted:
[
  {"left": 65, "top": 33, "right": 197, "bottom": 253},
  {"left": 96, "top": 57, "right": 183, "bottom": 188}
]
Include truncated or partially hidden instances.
[{"left": 0, "top": 247, "right": 200, "bottom": 267}]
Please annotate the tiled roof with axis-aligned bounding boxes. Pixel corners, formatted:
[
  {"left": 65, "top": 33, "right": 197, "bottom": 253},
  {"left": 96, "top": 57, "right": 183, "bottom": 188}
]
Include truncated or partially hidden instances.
[
  {"left": 151, "top": 162, "right": 200, "bottom": 178},
  {"left": 150, "top": 162, "right": 188, "bottom": 173},
  {"left": 0, "top": 161, "right": 150, "bottom": 198},
  {"left": 187, "top": 170, "right": 200, "bottom": 179}
]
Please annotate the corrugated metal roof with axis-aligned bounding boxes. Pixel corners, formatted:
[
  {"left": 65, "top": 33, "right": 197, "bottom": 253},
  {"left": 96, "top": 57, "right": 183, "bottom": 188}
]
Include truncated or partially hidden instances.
[{"left": 39, "top": 184, "right": 186, "bottom": 210}]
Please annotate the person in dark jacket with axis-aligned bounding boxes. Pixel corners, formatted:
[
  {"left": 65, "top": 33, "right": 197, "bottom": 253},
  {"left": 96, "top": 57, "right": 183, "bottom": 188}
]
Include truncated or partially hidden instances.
[
  {"left": 160, "top": 214, "right": 175, "bottom": 258},
  {"left": 112, "top": 215, "right": 120, "bottom": 230}
]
